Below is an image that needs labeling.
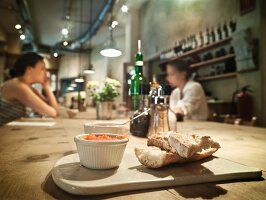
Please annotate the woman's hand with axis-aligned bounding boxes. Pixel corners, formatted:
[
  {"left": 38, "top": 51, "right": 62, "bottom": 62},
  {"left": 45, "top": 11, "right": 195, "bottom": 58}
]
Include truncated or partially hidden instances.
[{"left": 42, "top": 75, "right": 51, "bottom": 89}]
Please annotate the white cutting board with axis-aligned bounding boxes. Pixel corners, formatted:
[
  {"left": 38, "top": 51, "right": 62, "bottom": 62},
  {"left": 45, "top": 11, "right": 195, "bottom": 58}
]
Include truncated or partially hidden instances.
[{"left": 52, "top": 151, "right": 262, "bottom": 195}]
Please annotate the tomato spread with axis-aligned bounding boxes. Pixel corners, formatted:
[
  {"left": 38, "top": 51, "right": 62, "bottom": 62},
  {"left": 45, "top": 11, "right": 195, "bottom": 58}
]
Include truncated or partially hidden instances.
[{"left": 83, "top": 134, "right": 126, "bottom": 141}]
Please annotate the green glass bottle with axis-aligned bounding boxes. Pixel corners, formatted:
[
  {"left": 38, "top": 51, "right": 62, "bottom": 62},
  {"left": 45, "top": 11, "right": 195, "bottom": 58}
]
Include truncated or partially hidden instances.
[{"left": 130, "top": 40, "right": 146, "bottom": 111}]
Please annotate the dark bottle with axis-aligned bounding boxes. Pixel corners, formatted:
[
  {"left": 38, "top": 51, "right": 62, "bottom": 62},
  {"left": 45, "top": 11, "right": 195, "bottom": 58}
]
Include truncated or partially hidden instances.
[
  {"left": 199, "top": 31, "right": 204, "bottom": 47},
  {"left": 206, "top": 28, "right": 210, "bottom": 45},
  {"left": 130, "top": 84, "right": 150, "bottom": 137},
  {"left": 130, "top": 40, "right": 146, "bottom": 111},
  {"left": 210, "top": 27, "right": 216, "bottom": 43},
  {"left": 229, "top": 17, "right": 237, "bottom": 33},
  {"left": 217, "top": 24, "right": 222, "bottom": 40},
  {"left": 223, "top": 21, "right": 229, "bottom": 38}
]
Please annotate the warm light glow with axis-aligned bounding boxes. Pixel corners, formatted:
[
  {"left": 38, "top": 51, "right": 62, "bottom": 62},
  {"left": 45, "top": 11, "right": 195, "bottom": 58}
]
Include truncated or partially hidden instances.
[
  {"left": 83, "top": 69, "right": 95, "bottom": 74},
  {"left": 67, "top": 86, "right": 74, "bottom": 91},
  {"left": 61, "top": 28, "right": 69, "bottom": 35},
  {"left": 70, "top": 83, "right": 77, "bottom": 87},
  {"left": 15, "top": 24, "right": 21, "bottom": 30},
  {"left": 111, "top": 21, "right": 118, "bottom": 28},
  {"left": 63, "top": 41, "right": 68, "bottom": 46},
  {"left": 100, "top": 48, "right": 122, "bottom": 57},
  {"left": 20, "top": 34, "right": 26, "bottom": 40},
  {"left": 53, "top": 52, "right": 58, "bottom": 57},
  {"left": 121, "top": 5, "right": 128, "bottom": 13},
  {"left": 75, "top": 77, "right": 84, "bottom": 83}
]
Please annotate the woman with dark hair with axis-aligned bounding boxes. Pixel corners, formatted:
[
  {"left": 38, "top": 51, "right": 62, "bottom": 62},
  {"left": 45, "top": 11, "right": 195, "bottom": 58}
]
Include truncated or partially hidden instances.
[
  {"left": 0, "top": 52, "right": 59, "bottom": 126},
  {"left": 166, "top": 60, "right": 208, "bottom": 120}
]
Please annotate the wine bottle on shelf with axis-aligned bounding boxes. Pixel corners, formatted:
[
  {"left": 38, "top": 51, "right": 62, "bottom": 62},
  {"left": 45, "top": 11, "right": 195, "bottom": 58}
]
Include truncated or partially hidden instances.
[
  {"left": 217, "top": 24, "right": 222, "bottom": 40},
  {"left": 199, "top": 31, "right": 204, "bottom": 47},
  {"left": 223, "top": 21, "right": 229, "bottom": 38},
  {"left": 210, "top": 27, "right": 216, "bottom": 43},
  {"left": 206, "top": 28, "right": 211, "bottom": 45},
  {"left": 130, "top": 40, "right": 146, "bottom": 111},
  {"left": 229, "top": 16, "right": 237, "bottom": 34}
]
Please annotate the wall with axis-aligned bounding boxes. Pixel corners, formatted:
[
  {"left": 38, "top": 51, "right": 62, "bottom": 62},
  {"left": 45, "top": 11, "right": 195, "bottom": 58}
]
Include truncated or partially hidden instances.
[{"left": 140, "top": 0, "right": 262, "bottom": 125}]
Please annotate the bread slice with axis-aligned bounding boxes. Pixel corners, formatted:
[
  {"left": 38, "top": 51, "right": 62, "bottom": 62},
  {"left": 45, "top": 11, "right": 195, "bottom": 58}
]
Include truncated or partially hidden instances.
[
  {"left": 134, "top": 147, "right": 182, "bottom": 168},
  {"left": 135, "top": 146, "right": 219, "bottom": 168},
  {"left": 147, "top": 133, "right": 177, "bottom": 154},
  {"left": 168, "top": 132, "right": 221, "bottom": 158}
]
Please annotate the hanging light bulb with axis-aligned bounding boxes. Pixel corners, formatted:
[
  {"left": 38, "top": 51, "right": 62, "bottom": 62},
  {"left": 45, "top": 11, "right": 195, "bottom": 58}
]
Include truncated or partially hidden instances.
[
  {"left": 20, "top": 34, "right": 26, "bottom": 40},
  {"left": 121, "top": 5, "right": 129, "bottom": 13},
  {"left": 63, "top": 41, "right": 68, "bottom": 46},
  {"left": 53, "top": 52, "right": 58, "bottom": 57},
  {"left": 61, "top": 28, "right": 69, "bottom": 36},
  {"left": 15, "top": 24, "right": 21, "bottom": 30}
]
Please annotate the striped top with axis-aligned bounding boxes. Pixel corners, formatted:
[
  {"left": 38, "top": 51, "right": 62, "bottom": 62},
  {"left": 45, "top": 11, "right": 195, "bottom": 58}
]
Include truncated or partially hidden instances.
[{"left": 0, "top": 96, "right": 26, "bottom": 126}]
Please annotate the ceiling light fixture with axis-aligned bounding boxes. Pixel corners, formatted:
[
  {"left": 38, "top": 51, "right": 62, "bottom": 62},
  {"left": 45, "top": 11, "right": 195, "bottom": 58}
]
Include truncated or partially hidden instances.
[
  {"left": 75, "top": 74, "right": 85, "bottom": 83},
  {"left": 111, "top": 20, "right": 118, "bottom": 28},
  {"left": 100, "top": 26, "right": 122, "bottom": 57},
  {"left": 84, "top": 0, "right": 95, "bottom": 74},
  {"left": 70, "top": 82, "right": 77, "bottom": 87},
  {"left": 53, "top": 52, "right": 58, "bottom": 57},
  {"left": 63, "top": 41, "right": 68, "bottom": 46},
  {"left": 61, "top": 28, "right": 69, "bottom": 36},
  {"left": 121, "top": 5, "right": 129, "bottom": 13},
  {"left": 15, "top": 24, "right": 21, "bottom": 30},
  {"left": 67, "top": 86, "right": 74, "bottom": 91},
  {"left": 100, "top": 5, "right": 122, "bottom": 58}
]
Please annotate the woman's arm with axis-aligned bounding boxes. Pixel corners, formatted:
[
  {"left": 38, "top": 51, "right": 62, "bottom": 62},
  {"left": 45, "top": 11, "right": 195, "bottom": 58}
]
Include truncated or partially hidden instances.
[
  {"left": 41, "top": 77, "right": 59, "bottom": 114},
  {"left": 14, "top": 83, "right": 58, "bottom": 117},
  {"left": 174, "top": 84, "right": 203, "bottom": 117}
]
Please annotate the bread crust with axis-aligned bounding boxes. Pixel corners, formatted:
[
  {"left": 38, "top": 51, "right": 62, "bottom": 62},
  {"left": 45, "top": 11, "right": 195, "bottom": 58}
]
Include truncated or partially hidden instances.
[{"left": 135, "top": 146, "right": 219, "bottom": 168}]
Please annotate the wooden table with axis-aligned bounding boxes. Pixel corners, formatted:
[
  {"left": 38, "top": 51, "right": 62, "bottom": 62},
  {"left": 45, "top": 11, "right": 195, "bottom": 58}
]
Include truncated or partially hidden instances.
[{"left": 0, "top": 110, "right": 265, "bottom": 199}]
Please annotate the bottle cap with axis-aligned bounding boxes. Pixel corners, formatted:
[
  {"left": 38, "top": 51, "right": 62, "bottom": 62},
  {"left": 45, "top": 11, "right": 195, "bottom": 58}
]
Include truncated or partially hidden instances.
[{"left": 139, "top": 84, "right": 150, "bottom": 95}]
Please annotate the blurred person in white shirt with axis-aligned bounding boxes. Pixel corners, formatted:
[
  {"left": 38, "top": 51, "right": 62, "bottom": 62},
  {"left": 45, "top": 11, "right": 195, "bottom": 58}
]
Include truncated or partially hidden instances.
[{"left": 166, "top": 60, "right": 208, "bottom": 120}]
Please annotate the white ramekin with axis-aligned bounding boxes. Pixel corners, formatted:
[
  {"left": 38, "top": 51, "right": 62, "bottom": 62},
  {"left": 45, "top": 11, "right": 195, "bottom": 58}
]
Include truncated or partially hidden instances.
[{"left": 74, "top": 133, "right": 129, "bottom": 169}]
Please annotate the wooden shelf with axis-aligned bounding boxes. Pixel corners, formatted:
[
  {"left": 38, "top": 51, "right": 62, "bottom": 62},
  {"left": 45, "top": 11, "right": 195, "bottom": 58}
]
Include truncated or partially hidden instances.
[
  {"left": 197, "top": 72, "right": 237, "bottom": 81},
  {"left": 190, "top": 54, "right": 235, "bottom": 69},
  {"left": 159, "top": 37, "right": 232, "bottom": 66}
]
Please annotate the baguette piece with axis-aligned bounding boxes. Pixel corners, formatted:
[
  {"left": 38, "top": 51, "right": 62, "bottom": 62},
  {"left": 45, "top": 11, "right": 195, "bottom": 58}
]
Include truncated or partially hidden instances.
[
  {"left": 134, "top": 147, "right": 181, "bottom": 168},
  {"left": 135, "top": 146, "right": 219, "bottom": 168},
  {"left": 168, "top": 132, "right": 220, "bottom": 158}
]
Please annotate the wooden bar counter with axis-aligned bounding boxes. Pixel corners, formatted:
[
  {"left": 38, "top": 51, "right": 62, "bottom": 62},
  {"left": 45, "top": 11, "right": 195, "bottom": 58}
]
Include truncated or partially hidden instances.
[{"left": 0, "top": 110, "right": 265, "bottom": 199}]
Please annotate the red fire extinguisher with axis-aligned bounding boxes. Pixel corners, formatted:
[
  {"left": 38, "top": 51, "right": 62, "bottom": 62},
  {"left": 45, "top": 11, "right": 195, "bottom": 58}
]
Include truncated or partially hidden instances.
[{"left": 235, "top": 85, "right": 253, "bottom": 121}]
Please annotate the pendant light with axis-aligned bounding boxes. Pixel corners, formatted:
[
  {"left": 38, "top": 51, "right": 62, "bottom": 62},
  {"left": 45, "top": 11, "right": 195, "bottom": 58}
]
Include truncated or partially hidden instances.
[
  {"left": 100, "top": 6, "right": 122, "bottom": 58},
  {"left": 84, "top": 0, "right": 95, "bottom": 74},
  {"left": 75, "top": 0, "right": 85, "bottom": 83}
]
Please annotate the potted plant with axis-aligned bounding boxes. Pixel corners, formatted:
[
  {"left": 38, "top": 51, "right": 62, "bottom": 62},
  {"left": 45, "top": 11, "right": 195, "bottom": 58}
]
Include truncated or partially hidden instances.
[{"left": 86, "top": 78, "right": 121, "bottom": 119}]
